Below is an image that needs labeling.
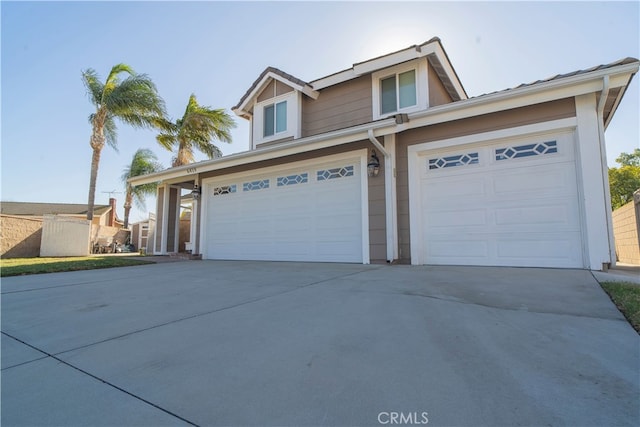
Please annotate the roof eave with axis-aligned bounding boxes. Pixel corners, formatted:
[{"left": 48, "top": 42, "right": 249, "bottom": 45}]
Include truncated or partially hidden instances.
[{"left": 129, "top": 60, "right": 638, "bottom": 187}]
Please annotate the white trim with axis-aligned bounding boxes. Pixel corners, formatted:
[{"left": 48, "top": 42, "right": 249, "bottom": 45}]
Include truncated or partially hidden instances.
[
  {"left": 574, "top": 93, "right": 612, "bottom": 270},
  {"left": 408, "top": 118, "right": 581, "bottom": 266},
  {"left": 372, "top": 59, "right": 428, "bottom": 120},
  {"left": 360, "top": 154, "right": 371, "bottom": 264},
  {"left": 160, "top": 184, "right": 169, "bottom": 255},
  {"left": 253, "top": 92, "right": 299, "bottom": 146},
  {"left": 384, "top": 134, "right": 398, "bottom": 261},
  {"left": 234, "top": 71, "right": 318, "bottom": 115},
  {"left": 129, "top": 62, "right": 637, "bottom": 188},
  {"left": 429, "top": 43, "right": 467, "bottom": 100},
  {"left": 171, "top": 185, "right": 181, "bottom": 253},
  {"left": 200, "top": 149, "right": 369, "bottom": 264}
]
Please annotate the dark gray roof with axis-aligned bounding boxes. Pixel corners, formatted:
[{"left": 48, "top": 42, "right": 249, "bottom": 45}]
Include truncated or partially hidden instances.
[
  {"left": 0, "top": 201, "right": 111, "bottom": 217},
  {"left": 233, "top": 67, "right": 312, "bottom": 111},
  {"left": 472, "top": 57, "right": 639, "bottom": 99}
]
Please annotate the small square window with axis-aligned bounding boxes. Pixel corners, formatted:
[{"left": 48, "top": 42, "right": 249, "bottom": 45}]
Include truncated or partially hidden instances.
[
  {"left": 263, "top": 101, "right": 287, "bottom": 137},
  {"left": 380, "top": 70, "right": 417, "bottom": 115}
]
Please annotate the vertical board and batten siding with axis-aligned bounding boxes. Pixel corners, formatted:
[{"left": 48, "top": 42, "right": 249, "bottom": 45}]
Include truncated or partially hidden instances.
[
  {"left": 302, "top": 75, "right": 373, "bottom": 138},
  {"left": 256, "top": 80, "right": 294, "bottom": 103},
  {"left": 395, "top": 97, "right": 577, "bottom": 262},
  {"left": 40, "top": 215, "right": 91, "bottom": 257},
  {"left": 155, "top": 187, "right": 164, "bottom": 253}
]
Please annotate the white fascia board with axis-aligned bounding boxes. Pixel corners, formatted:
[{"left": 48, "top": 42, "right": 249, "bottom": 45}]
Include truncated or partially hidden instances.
[
  {"left": 130, "top": 61, "right": 638, "bottom": 187},
  {"left": 431, "top": 43, "right": 467, "bottom": 100},
  {"left": 312, "top": 69, "right": 357, "bottom": 90},
  {"left": 312, "top": 44, "right": 436, "bottom": 90},
  {"left": 128, "top": 119, "right": 396, "bottom": 187},
  {"left": 396, "top": 63, "right": 638, "bottom": 133},
  {"left": 235, "top": 71, "right": 318, "bottom": 116},
  {"left": 353, "top": 45, "right": 432, "bottom": 76}
]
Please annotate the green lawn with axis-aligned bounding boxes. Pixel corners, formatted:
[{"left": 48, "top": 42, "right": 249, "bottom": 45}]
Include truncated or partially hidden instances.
[
  {"left": 601, "top": 281, "right": 640, "bottom": 333},
  {"left": 0, "top": 256, "right": 154, "bottom": 277}
]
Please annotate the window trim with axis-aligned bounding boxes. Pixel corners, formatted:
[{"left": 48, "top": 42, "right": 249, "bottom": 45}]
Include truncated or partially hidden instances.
[
  {"left": 252, "top": 91, "right": 300, "bottom": 147},
  {"left": 372, "top": 59, "right": 428, "bottom": 120}
]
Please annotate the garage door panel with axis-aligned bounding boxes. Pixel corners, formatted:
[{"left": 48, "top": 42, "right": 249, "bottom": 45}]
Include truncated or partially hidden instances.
[
  {"left": 203, "top": 158, "right": 363, "bottom": 263},
  {"left": 416, "top": 132, "right": 584, "bottom": 268},
  {"left": 491, "top": 164, "right": 576, "bottom": 196}
]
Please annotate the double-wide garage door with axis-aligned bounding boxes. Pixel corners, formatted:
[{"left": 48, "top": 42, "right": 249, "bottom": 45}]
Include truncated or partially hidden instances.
[
  {"left": 202, "top": 156, "right": 364, "bottom": 262},
  {"left": 412, "top": 131, "right": 585, "bottom": 268}
]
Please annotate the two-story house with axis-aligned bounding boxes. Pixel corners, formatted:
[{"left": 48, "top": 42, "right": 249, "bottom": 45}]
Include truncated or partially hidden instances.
[{"left": 129, "top": 37, "right": 638, "bottom": 270}]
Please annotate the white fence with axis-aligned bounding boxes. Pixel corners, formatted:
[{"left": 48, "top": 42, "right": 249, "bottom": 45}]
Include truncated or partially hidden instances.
[{"left": 40, "top": 215, "right": 91, "bottom": 257}]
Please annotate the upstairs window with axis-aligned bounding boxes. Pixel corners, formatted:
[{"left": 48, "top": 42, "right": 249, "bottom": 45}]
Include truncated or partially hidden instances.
[
  {"left": 263, "top": 101, "right": 287, "bottom": 137},
  {"left": 380, "top": 70, "right": 417, "bottom": 114},
  {"left": 372, "top": 60, "right": 427, "bottom": 120}
]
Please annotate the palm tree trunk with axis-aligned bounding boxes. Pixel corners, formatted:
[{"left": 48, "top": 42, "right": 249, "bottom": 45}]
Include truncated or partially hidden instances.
[
  {"left": 87, "top": 146, "right": 102, "bottom": 221},
  {"left": 123, "top": 191, "right": 133, "bottom": 229}
]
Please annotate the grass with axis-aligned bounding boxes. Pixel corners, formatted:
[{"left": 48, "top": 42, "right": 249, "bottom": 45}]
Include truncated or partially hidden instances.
[
  {"left": 0, "top": 256, "right": 155, "bottom": 277},
  {"left": 601, "top": 281, "right": 640, "bottom": 333}
]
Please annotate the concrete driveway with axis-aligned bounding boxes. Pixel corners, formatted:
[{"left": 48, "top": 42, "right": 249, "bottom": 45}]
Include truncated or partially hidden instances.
[{"left": 2, "top": 261, "right": 638, "bottom": 426}]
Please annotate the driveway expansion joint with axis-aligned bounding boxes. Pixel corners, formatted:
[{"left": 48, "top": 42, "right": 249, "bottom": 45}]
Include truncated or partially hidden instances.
[{"left": 0, "top": 331, "right": 200, "bottom": 426}]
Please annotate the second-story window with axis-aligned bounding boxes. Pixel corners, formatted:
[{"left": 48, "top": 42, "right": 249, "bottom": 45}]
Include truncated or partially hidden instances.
[
  {"left": 263, "top": 101, "right": 287, "bottom": 137},
  {"left": 380, "top": 70, "right": 417, "bottom": 114}
]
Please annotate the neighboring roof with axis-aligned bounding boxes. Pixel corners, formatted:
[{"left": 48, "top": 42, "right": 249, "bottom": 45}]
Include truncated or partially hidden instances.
[{"left": 0, "top": 202, "right": 111, "bottom": 217}]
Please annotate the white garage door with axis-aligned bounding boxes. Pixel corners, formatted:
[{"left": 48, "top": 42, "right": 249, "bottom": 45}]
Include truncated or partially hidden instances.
[
  {"left": 202, "top": 156, "right": 364, "bottom": 262},
  {"left": 413, "top": 132, "right": 584, "bottom": 268}
]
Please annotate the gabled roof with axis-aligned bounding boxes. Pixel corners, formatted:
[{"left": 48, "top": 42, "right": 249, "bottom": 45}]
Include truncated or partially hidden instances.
[
  {"left": 0, "top": 202, "right": 111, "bottom": 217},
  {"left": 310, "top": 37, "right": 468, "bottom": 101},
  {"left": 232, "top": 67, "right": 319, "bottom": 118},
  {"left": 232, "top": 38, "right": 468, "bottom": 118}
]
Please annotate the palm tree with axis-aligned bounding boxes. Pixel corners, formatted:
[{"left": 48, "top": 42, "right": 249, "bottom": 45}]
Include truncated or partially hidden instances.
[
  {"left": 82, "top": 64, "right": 167, "bottom": 221},
  {"left": 156, "top": 94, "right": 236, "bottom": 167},
  {"left": 121, "top": 149, "right": 163, "bottom": 229}
]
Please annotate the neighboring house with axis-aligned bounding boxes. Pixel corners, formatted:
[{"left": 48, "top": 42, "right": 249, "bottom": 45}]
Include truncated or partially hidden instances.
[
  {"left": 129, "top": 38, "right": 639, "bottom": 270},
  {"left": 1, "top": 198, "right": 123, "bottom": 227},
  {"left": 130, "top": 213, "right": 156, "bottom": 254},
  {"left": 0, "top": 198, "right": 124, "bottom": 258}
]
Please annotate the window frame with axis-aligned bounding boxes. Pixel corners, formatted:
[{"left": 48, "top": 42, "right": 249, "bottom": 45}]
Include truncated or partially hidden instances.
[
  {"left": 372, "top": 59, "right": 428, "bottom": 120},
  {"left": 252, "top": 91, "right": 300, "bottom": 147}
]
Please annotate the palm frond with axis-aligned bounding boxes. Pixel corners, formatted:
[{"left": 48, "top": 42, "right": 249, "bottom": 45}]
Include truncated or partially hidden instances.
[
  {"left": 82, "top": 68, "right": 104, "bottom": 106},
  {"left": 104, "top": 63, "right": 135, "bottom": 95},
  {"left": 122, "top": 148, "right": 163, "bottom": 210},
  {"left": 103, "top": 115, "right": 118, "bottom": 150},
  {"left": 156, "top": 133, "right": 177, "bottom": 151}
]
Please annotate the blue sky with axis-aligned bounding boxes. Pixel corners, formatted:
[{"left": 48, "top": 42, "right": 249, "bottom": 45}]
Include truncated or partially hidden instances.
[{"left": 2, "top": 1, "right": 639, "bottom": 223}]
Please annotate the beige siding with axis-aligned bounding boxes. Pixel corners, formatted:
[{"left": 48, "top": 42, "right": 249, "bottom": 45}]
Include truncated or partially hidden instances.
[
  {"left": 302, "top": 75, "right": 373, "bottom": 137},
  {"left": 368, "top": 154, "right": 387, "bottom": 262},
  {"left": 428, "top": 62, "right": 453, "bottom": 107},
  {"left": 155, "top": 187, "right": 164, "bottom": 253},
  {"left": 612, "top": 198, "right": 640, "bottom": 264},
  {"left": 395, "top": 98, "right": 577, "bottom": 262}
]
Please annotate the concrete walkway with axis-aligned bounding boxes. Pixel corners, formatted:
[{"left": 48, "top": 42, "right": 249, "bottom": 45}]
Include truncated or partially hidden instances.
[{"left": 2, "top": 262, "right": 638, "bottom": 426}]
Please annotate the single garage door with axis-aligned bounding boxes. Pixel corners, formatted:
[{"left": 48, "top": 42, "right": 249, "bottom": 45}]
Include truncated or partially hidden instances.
[
  {"left": 202, "top": 156, "right": 364, "bottom": 262},
  {"left": 413, "top": 131, "right": 584, "bottom": 268}
]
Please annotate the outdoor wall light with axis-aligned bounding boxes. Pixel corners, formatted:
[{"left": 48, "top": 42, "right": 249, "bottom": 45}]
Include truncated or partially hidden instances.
[
  {"left": 190, "top": 184, "right": 201, "bottom": 200},
  {"left": 367, "top": 150, "right": 380, "bottom": 177}
]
